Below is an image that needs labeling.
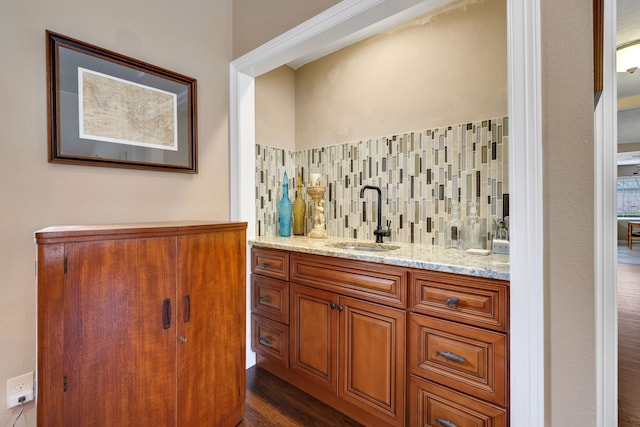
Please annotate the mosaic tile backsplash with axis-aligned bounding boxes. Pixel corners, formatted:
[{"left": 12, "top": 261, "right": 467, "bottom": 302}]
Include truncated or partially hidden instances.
[{"left": 255, "top": 117, "right": 509, "bottom": 248}]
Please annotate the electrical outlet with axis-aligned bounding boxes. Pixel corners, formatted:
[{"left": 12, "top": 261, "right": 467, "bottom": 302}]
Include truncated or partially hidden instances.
[{"left": 7, "top": 372, "right": 34, "bottom": 409}]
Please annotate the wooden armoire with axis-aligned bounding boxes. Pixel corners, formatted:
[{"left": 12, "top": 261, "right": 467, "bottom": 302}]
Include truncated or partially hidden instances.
[{"left": 35, "top": 221, "right": 247, "bottom": 427}]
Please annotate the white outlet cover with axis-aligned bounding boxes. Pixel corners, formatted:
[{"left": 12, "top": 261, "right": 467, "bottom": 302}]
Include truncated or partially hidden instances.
[{"left": 7, "top": 372, "right": 34, "bottom": 409}]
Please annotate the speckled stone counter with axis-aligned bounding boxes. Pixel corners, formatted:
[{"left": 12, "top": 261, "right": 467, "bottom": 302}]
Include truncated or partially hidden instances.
[{"left": 250, "top": 236, "right": 510, "bottom": 281}]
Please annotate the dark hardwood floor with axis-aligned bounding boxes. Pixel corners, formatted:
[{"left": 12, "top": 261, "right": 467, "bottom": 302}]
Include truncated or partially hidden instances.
[
  {"left": 618, "top": 260, "right": 640, "bottom": 427},
  {"left": 239, "top": 366, "right": 364, "bottom": 427}
]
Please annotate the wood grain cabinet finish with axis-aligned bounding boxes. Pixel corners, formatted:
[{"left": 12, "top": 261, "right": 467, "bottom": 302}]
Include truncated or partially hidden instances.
[
  {"left": 409, "top": 314, "right": 507, "bottom": 406},
  {"left": 409, "top": 270, "right": 509, "bottom": 425},
  {"left": 36, "top": 222, "right": 247, "bottom": 427},
  {"left": 251, "top": 247, "right": 509, "bottom": 427},
  {"left": 290, "top": 252, "right": 407, "bottom": 308},
  {"left": 250, "top": 249, "right": 291, "bottom": 371},
  {"left": 409, "top": 375, "right": 506, "bottom": 427},
  {"left": 251, "top": 313, "right": 289, "bottom": 368},
  {"left": 289, "top": 284, "right": 406, "bottom": 426},
  {"left": 251, "top": 274, "right": 289, "bottom": 324},
  {"left": 410, "top": 271, "right": 508, "bottom": 332},
  {"left": 252, "top": 247, "right": 289, "bottom": 280}
]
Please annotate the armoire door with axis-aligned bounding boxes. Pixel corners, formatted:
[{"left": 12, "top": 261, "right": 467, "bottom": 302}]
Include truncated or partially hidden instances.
[
  {"left": 177, "top": 229, "right": 246, "bottom": 426},
  {"left": 63, "top": 236, "right": 177, "bottom": 427}
]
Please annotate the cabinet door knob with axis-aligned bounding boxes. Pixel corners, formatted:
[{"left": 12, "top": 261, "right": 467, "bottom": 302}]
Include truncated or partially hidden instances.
[
  {"left": 337, "top": 305, "right": 344, "bottom": 312},
  {"left": 435, "top": 351, "right": 465, "bottom": 364},
  {"left": 445, "top": 297, "right": 460, "bottom": 308},
  {"left": 178, "top": 335, "right": 187, "bottom": 343},
  {"left": 435, "top": 419, "right": 457, "bottom": 427},
  {"left": 329, "top": 303, "right": 337, "bottom": 309}
]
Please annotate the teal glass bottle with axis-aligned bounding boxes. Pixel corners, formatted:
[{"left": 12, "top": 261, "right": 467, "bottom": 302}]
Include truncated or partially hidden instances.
[{"left": 279, "top": 171, "right": 292, "bottom": 237}]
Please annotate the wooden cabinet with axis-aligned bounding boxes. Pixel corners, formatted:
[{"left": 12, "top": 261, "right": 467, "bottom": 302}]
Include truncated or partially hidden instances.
[
  {"left": 409, "top": 375, "right": 506, "bottom": 427},
  {"left": 289, "top": 282, "right": 406, "bottom": 422},
  {"left": 250, "top": 248, "right": 290, "bottom": 370},
  {"left": 252, "top": 250, "right": 406, "bottom": 427},
  {"left": 36, "top": 221, "right": 247, "bottom": 427},
  {"left": 250, "top": 246, "right": 509, "bottom": 427},
  {"left": 409, "top": 270, "right": 509, "bottom": 426}
]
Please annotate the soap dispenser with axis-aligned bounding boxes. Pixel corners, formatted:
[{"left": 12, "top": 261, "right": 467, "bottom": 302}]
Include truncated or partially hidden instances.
[
  {"left": 278, "top": 171, "right": 292, "bottom": 237},
  {"left": 445, "top": 201, "right": 463, "bottom": 249}
]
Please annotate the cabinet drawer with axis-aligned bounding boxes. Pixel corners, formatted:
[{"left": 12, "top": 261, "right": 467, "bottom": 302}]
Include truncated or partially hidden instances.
[
  {"left": 252, "top": 247, "right": 289, "bottom": 280},
  {"left": 409, "top": 375, "right": 507, "bottom": 427},
  {"left": 409, "top": 314, "right": 507, "bottom": 407},
  {"left": 290, "top": 252, "right": 406, "bottom": 308},
  {"left": 410, "top": 271, "right": 508, "bottom": 332},
  {"left": 251, "top": 314, "right": 289, "bottom": 369},
  {"left": 251, "top": 274, "right": 289, "bottom": 324}
]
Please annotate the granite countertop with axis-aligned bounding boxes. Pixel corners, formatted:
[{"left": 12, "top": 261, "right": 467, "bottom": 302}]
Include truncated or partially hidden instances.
[{"left": 250, "top": 236, "right": 510, "bottom": 281}]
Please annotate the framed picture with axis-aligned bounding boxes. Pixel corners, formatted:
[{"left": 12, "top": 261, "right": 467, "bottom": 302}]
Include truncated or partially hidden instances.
[{"left": 46, "top": 31, "right": 197, "bottom": 173}]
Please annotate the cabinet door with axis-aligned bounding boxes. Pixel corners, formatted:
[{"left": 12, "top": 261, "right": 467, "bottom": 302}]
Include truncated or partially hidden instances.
[
  {"left": 177, "top": 230, "right": 245, "bottom": 427},
  {"left": 64, "top": 237, "right": 177, "bottom": 427},
  {"left": 338, "top": 296, "right": 405, "bottom": 426},
  {"left": 290, "top": 284, "right": 338, "bottom": 392}
]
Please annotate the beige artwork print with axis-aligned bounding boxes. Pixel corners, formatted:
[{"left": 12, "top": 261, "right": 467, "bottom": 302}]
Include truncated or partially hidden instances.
[{"left": 80, "top": 68, "right": 177, "bottom": 150}]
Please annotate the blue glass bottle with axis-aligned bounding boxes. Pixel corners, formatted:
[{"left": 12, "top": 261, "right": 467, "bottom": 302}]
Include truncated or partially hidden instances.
[{"left": 279, "top": 171, "right": 293, "bottom": 237}]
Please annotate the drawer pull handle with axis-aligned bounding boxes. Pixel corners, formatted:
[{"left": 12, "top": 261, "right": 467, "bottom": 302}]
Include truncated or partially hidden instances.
[
  {"left": 435, "top": 419, "right": 457, "bottom": 427},
  {"left": 436, "top": 351, "right": 465, "bottom": 364},
  {"left": 445, "top": 297, "right": 460, "bottom": 308},
  {"left": 259, "top": 336, "right": 272, "bottom": 346},
  {"left": 261, "top": 262, "right": 270, "bottom": 268},
  {"left": 258, "top": 295, "right": 272, "bottom": 303}
]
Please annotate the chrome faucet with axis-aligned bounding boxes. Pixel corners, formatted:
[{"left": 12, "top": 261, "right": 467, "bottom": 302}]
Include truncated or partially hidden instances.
[{"left": 360, "top": 185, "right": 391, "bottom": 243}]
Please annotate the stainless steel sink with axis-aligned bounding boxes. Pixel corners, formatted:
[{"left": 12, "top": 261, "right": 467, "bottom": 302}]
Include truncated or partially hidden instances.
[{"left": 327, "top": 241, "right": 400, "bottom": 252}]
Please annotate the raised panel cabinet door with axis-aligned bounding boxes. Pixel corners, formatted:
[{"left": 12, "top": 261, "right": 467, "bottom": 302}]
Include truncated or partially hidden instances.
[
  {"left": 338, "top": 296, "right": 406, "bottom": 426},
  {"left": 289, "top": 284, "right": 338, "bottom": 392},
  {"left": 177, "top": 229, "right": 246, "bottom": 427},
  {"left": 63, "top": 237, "right": 177, "bottom": 427}
]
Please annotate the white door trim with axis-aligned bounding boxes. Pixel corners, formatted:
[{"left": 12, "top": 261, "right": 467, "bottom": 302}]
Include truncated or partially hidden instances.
[
  {"left": 230, "top": 1, "right": 546, "bottom": 424},
  {"left": 594, "top": 1, "right": 618, "bottom": 426},
  {"left": 505, "top": 1, "right": 544, "bottom": 425}
]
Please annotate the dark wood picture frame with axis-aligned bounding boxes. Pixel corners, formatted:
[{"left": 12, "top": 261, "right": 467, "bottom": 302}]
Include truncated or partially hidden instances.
[
  {"left": 46, "top": 30, "right": 198, "bottom": 173},
  {"left": 593, "top": 0, "right": 604, "bottom": 96}
]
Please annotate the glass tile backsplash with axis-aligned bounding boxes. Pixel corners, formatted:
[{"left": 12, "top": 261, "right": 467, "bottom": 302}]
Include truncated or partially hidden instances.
[{"left": 255, "top": 116, "right": 508, "bottom": 248}]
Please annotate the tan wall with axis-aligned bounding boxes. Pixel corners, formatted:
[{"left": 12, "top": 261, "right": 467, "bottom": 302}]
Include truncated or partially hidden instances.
[
  {"left": 619, "top": 142, "right": 640, "bottom": 153},
  {"left": 255, "top": 65, "right": 296, "bottom": 151},
  {"left": 541, "top": 0, "right": 596, "bottom": 424},
  {"left": 232, "top": 0, "right": 341, "bottom": 58},
  {"left": 0, "top": 1, "right": 232, "bottom": 425},
  {"left": 294, "top": 0, "right": 507, "bottom": 149}
]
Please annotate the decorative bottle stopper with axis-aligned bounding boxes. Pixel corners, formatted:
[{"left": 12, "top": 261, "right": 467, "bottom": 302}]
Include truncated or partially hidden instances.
[
  {"left": 293, "top": 173, "right": 306, "bottom": 236},
  {"left": 278, "top": 171, "right": 292, "bottom": 237}
]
